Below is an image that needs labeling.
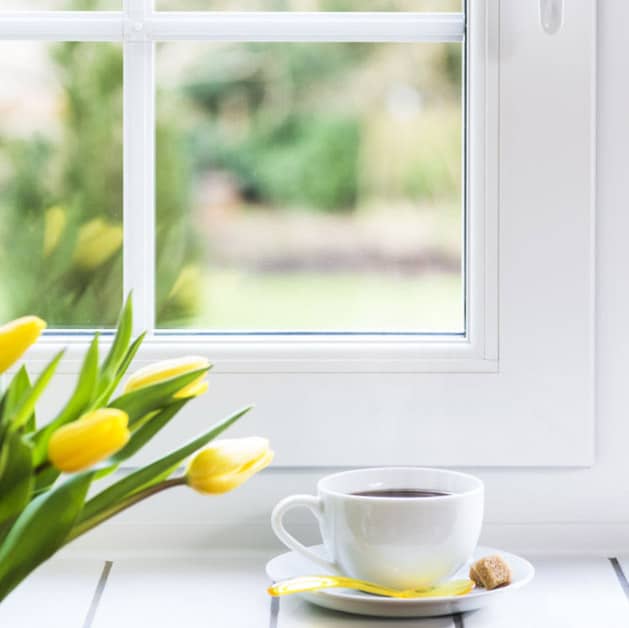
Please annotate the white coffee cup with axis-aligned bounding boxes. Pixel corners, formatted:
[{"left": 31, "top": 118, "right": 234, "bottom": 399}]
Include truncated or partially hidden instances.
[{"left": 271, "top": 467, "right": 484, "bottom": 589}]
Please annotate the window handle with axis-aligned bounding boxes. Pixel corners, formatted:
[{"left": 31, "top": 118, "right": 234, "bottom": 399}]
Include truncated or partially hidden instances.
[{"left": 540, "top": 0, "right": 564, "bottom": 35}]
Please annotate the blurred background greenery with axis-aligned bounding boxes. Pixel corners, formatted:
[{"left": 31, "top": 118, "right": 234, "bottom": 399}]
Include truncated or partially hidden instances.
[{"left": 0, "top": 0, "right": 463, "bottom": 332}]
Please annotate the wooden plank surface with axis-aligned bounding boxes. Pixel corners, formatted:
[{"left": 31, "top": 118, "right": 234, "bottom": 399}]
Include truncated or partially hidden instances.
[
  {"left": 2, "top": 555, "right": 629, "bottom": 627},
  {"left": 615, "top": 556, "right": 629, "bottom": 582},
  {"left": 278, "top": 558, "right": 629, "bottom": 627},
  {"left": 613, "top": 557, "right": 629, "bottom": 599},
  {"left": 0, "top": 557, "right": 104, "bottom": 628},
  {"left": 278, "top": 596, "right": 455, "bottom": 627},
  {"left": 91, "top": 554, "right": 272, "bottom": 628},
  {"left": 463, "top": 557, "right": 629, "bottom": 628}
]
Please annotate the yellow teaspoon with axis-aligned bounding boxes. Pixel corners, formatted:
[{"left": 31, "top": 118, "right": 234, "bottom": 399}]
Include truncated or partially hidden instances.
[{"left": 268, "top": 575, "right": 475, "bottom": 599}]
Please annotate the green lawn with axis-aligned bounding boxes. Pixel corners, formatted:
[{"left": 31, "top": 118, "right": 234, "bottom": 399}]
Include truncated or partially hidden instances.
[{"left": 177, "top": 269, "right": 463, "bottom": 333}]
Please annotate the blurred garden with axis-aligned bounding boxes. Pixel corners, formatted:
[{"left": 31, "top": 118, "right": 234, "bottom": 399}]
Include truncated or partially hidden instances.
[{"left": 0, "top": 0, "right": 463, "bottom": 332}]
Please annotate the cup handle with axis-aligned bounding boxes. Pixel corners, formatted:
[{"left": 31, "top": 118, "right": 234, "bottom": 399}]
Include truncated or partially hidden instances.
[{"left": 271, "top": 495, "right": 338, "bottom": 572}]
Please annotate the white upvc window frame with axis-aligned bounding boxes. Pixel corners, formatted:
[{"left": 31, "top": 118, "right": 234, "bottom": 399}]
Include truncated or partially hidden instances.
[
  {"left": 4, "top": 0, "right": 499, "bottom": 374},
  {"left": 7, "top": 0, "right": 597, "bottom": 469}
]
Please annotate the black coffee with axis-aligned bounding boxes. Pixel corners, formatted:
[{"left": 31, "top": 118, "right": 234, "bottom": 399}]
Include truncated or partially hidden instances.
[{"left": 351, "top": 488, "right": 451, "bottom": 498}]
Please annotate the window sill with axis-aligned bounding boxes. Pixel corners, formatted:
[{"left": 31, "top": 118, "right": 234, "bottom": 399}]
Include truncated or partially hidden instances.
[
  {"left": 2, "top": 547, "right": 629, "bottom": 627},
  {"left": 19, "top": 333, "right": 498, "bottom": 374}
]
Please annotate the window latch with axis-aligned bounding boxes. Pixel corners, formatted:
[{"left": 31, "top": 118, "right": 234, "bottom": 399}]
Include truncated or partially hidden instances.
[{"left": 540, "top": 0, "right": 563, "bottom": 35}]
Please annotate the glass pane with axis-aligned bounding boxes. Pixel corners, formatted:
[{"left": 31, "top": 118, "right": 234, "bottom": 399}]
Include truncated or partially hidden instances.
[
  {"left": 156, "top": 41, "right": 462, "bottom": 332},
  {"left": 0, "top": 0, "right": 120, "bottom": 8},
  {"left": 0, "top": 42, "right": 123, "bottom": 328},
  {"left": 157, "top": 1, "right": 461, "bottom": 11}
]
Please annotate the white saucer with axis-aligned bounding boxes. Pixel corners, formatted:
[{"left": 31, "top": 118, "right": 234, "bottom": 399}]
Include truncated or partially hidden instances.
[{"left": 266, "top": 545, "right": 534, "bottom": 618}]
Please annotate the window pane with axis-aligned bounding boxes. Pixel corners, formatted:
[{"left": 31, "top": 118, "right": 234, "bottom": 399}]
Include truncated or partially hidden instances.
[
  {"left": 0, "top": 42, "right": 123, "bottom": 328},
  {"left": 156, "top": 41, "right": 462, "bottom": 332},
  {"left": 0, "top": 0, "right": 120, "bottom": 8},
  {"left": 157, "top": 1, "right": 461, "bottom": 11}
]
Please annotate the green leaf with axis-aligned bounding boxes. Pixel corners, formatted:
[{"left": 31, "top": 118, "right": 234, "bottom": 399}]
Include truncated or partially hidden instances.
[
  {"left": 110, "top": 399, "right": 189, "bottom": 464},
  {"left": 31, "top": 336, "right": 99, "bottom": 466},
  {"left": 0, "top": 368, "right": 32, "bottom": 473},
  {"left": 0, "top": 367, "right": 31, "bottom": 428},
  {"left": 91, "top": 331, "right": 145, "bottom": 409},
  {"left": 108, "top": 366, "right": 211, "bottom": 427},
  {"left": 76, "top": 406, "right": 251, "bottom": 528},
  {"left": 32, "top": 465, "right": 60, "bottom": 495},
  {"left": 92, "top": 399, "right": 191, "bottom": 482},
  {"left": 0, "top": 519, "right": 14, "bottom": 548},
  {"left": 96, "top": 293, "right": 133, "bottom": 398},
  {"left": 0, "top": 431, "right": 33, "bottom": 526},
  {"left": 9, "top": 351, "right": 64, "bottom": 432},
  {"left": 0, "top": 472, "right": 92, "bottom": 602}
]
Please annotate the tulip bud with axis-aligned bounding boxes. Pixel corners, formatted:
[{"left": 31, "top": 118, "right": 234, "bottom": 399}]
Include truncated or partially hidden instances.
[
  {"left": 48, "top": 408, "right": 130, "bottom": 472},
  {"left": 123, "top": 356, "right": 210, "bottom": 399},
  {"left": 0, "top": 316, "right": 46, "bottom": 374},
  {"left": 186, "top": 437, "right": 274, "bottom": 495},
  {"left": 73, "top": 218, "right": 123, "bottom": 270},
  {"left": 43, "top": 205, "right": 67, "bottom": 257}
]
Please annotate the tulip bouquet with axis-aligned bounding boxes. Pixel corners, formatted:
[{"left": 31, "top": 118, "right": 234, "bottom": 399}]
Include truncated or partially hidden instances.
[{"left": 0, "top": 296, "right": 273, "bottom": 603}]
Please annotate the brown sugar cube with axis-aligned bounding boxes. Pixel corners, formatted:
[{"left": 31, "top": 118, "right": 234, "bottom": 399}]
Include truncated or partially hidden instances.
[{"left": 469, "top": 555, "right": 512, "bottom": 590}]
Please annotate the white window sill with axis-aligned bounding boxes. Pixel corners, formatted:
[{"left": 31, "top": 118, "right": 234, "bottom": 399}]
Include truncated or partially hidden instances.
[{"left": 2, "top": 550, "right": 628, "bottom": 627}]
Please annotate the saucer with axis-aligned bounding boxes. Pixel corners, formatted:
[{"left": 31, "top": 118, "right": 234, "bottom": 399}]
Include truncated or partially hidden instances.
[{"left": 266, "top": 544, "right": 534, "bottom": 618}]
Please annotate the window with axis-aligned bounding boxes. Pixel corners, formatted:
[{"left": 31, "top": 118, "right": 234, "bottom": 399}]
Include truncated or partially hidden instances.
[
  {"left": 0, "top": 0, "right": 468, "bottom": 338},
  {"left": 0, "top": 41, "right": 123, "bottom": 328},
  {"left": 1, "top": 1, "right": 596, "bottom": 468},
  {"left": 155, "top": 40, "right": 463, "bottom": 332}
]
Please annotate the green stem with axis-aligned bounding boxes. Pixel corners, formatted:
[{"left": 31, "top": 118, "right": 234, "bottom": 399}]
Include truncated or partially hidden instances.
[
  {"left": 34, "top": 460, "right": 50, "bottom": 475},
  {"left": 65, "top": 477, "right": 185, "bottom": 544}
]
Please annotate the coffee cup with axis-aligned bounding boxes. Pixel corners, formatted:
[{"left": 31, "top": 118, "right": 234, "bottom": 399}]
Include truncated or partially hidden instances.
[{"left": 271, "top": 467, "right": 484, "bottom": 589}]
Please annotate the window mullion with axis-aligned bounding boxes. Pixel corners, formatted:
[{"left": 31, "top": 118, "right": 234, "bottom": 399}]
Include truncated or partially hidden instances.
[
  {"left": 123, "top": 0, "right": 155, "bottom": 335},
  {"left": 147, "top": 11, "right": 464, "bottom": 43},
  {"left": 0, "top": 12, "right": 123, "bottom": 41}
]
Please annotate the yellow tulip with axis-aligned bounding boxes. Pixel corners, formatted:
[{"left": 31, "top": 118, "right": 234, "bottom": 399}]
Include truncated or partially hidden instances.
[
  {"left": 0, "top": 316, "right": 46, "bottom": 374},
  {"left": 73, "top": 218, "right": 123, "bottom": 270},
  {"left": 186, "top": 437, "right": 274, "bottom": 494},
  {"left": 48, "top": 408, "right": 130, "bottom": 472},
  {"left": 123, "top": 356, "right": 210, "bottom": 399},
  {"left": 43, "top": 205, "right": 67, "bottom": 257}
]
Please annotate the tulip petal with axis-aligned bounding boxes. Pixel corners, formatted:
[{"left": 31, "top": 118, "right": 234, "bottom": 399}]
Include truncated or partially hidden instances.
[
  {"left": 77, "top": 406, "right": 252, "bottom": 526},
  {"left": 186, "top": 437, "right": 273, "bottom": 495},
  {"left": 0, "top": 316, "right": 46, "bottom": 374},
  {"left": 48, "top": 409, "right": 130, "bottom": 473},
  {"left": 123, "top": 356, "right": 210, "bottom": 394},
  {"left": 174, "top": 379, "right": 208, "bottom": 399},
  {"left": 110, "top": 366, "right": 210, "bottom": 428},
  {"left": 32, "top": 335, "right": 99, "bottom": 467}
]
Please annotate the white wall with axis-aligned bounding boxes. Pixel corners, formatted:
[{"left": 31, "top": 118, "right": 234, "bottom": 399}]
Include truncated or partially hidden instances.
[{"left": 61, "top": 0, "right": 629, "bottom": 556}]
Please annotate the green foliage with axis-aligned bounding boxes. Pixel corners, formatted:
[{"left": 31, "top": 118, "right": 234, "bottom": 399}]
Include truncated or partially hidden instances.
[
  {"left": 0, "top": 473, "right": 93, "bottom": 601},
  {"left": 110, "top": 400, "right": 188, "bottom": 464},
  {"left": 257, "top": 117, "right": 360, "bottom": 210},
  {"left": 439, "top": 43, "right": 463, "bottom": 91},
  {"left": 191, "top": 115, "right": 360, "bottom": 211},
  {"left": 10, "top": 353, "right": 64, "bottom": 433},
  {"left": 0, "top": 36, "right": 200, "bottom": 326},
  {"left": 108, "top": 366, "right": 211, "bottom": 427},
  {"left": 32, "top": 336, "right": 99, "bottom": 466},
  {"left": 181, "top": 43, "right": 367, "bottom": 211},
  {"left": 0, "top": 295, "right": 252, "bottom": 602},
  {"left": 0, "top": 368, "right": 33, "bottom": 434},
  {"left": 75, "top": 405, "right": 252, "bottom": 536},
  {"left": 0, "top": 432, "right": 33, "bottom": 527},
  {"left": 404, "top": 143, "right": 461, "bottom": 201}
]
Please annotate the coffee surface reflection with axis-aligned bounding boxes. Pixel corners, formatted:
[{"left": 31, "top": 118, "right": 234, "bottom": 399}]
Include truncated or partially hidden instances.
[{"left": 351, "top": 489, "right": 451, "bottom": 498}]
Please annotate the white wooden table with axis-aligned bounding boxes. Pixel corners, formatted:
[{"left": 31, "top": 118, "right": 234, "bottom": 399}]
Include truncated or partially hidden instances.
[{"left": 1, "top": 553, "right": 628, "bottom": 627}]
